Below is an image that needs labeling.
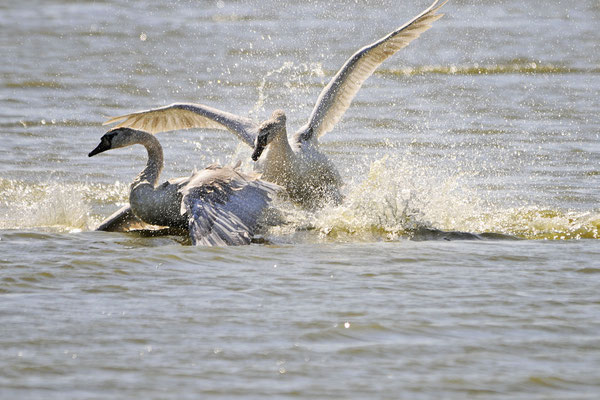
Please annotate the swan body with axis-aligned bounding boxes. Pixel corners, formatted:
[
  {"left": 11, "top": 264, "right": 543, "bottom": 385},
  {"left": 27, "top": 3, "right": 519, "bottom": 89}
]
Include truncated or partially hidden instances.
[
  {"left": 102, "top": 0, "right": 447, "bottom": 208},
  {"left": 248, "top": 110, "right": 343, "bottom": 208},
  {"left": 89, "top": 127, "right": 281, "bottom": 246}
]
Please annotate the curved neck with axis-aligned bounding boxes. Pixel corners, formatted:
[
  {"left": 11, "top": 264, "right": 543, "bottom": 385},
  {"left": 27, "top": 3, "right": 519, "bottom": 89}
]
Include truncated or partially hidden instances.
[
  {"left": 261, "top": 128, "right": 295, "bottom": 183},
  {"left": 269, "top": 128, "right": 294, "bottom": 158},
  {"left": 131, "top": 130, "right": 164, "bottom": 189}
]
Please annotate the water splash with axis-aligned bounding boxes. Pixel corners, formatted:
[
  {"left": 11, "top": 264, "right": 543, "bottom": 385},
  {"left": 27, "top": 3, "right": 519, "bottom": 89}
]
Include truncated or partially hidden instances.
[
  {"left": 0, "top": 178, "right": 128, "bottom": 232},
  {"left": 308, "top": 156, "right": 600, "bottom": 241},
  {"left": 311, "top": 155, "right": 480, "bottom": 241},
  {"left": 2, "top": 161, "right": 598, "bottom": 241},
  {"left": 249, "top": 61, "right": 325, "bottom": 116}
]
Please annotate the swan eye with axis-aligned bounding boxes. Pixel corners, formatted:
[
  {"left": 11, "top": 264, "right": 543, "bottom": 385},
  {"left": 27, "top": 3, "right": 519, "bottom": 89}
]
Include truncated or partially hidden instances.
[{"left": 105, "top": 132, "right": 118, "bottom": 146}]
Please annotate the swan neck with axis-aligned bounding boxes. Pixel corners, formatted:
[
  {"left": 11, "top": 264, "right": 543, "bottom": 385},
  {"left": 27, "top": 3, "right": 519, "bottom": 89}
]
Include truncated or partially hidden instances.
[
  {"left": 271, "top": 128, "right": 293, "bottom": 155},
  {"left": 132, "top": 131, "right": 163, "bottom": 188}
]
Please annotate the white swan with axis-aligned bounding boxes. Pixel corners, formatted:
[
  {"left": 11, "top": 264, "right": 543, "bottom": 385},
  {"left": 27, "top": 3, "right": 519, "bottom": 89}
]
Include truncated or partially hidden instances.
[
  {"left": 89, "top": 127, "right": 281, "bottom": 246},
  {"left": 103, "top": 0, "right": 447, "bottom": 208}
]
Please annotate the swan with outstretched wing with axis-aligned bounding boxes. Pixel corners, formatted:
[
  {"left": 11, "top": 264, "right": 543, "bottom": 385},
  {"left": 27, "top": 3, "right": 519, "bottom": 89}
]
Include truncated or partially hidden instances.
[{"left": 103, "top": 0, "right": 447, "bottom": 209}]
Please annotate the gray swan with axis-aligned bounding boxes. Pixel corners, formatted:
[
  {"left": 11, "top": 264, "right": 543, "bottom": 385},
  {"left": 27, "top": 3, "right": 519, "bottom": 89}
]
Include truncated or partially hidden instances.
[
  {"left": 89, "top": 127, "right": 281, "bottom": 246},
  {"left": 103, "top": 0, "right": 447, "bottom": 208}
]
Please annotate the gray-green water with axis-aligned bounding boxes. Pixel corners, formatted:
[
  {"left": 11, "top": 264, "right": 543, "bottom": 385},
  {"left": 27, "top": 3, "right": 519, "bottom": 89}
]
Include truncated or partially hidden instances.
[{"left": 1, "top": 0, "right": 599, "bottom": 398}]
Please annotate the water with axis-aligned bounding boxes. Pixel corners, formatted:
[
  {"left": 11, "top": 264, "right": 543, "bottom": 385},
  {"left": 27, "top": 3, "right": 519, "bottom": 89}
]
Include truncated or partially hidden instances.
[{"left": 1, "top": 0, "right": 600, "bottom": 398}]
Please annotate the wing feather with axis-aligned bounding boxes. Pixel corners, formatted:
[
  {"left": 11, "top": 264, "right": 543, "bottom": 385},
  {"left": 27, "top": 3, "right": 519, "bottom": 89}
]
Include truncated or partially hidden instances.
[
  {"left": 104, "top": 103, "right": 259, "bottom": 147},
  {"left": 180, "top": 166, "right": 281, "bottom": 246},
  {"left": 300, "top": 0, "right": 447, "bottom": 141},
  {"left": 94, "top": 204, "right": 158, "bottom": 232}
]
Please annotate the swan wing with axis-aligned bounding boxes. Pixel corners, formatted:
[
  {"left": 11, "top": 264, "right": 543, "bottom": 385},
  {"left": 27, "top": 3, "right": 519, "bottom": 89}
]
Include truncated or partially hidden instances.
[
  {"left": 95, "top": 204, "right": 157, "bottom": 232},
  {"left": 299, "top": 0, "right": 447, "bottom": 142},
  {"left": 103, "top": 103, "right": 258, "bottom": 147},
  {"left": 180, "top": 166, "right": 281, "bottom": 246}
]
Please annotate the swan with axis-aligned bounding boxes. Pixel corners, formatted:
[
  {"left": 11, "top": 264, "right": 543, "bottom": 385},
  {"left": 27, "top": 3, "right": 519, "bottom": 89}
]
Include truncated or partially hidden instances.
[
  {"left": 102, "top": 0, "right": 447, "bottom": 208},
  {"left": 89, "top": 127, "right": 281, "bottom": 246}
]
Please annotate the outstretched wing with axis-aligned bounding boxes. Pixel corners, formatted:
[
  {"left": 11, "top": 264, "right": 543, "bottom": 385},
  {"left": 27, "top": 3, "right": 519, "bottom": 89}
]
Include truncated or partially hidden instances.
[
  {"left": 180, "top": 166, "right": 281, "bottom": 246},
  {"left": 298, "top": 0, "right": 447, "bottom": 142},
  {"left": 103, "top": 103, "right": 259, "bottom": 147}
]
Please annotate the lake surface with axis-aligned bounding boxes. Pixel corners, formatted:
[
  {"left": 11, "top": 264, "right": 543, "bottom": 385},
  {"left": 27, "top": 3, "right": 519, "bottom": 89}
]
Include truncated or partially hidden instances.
[{"left": 1, "top": 0, "right": 599, "bottom": 398}]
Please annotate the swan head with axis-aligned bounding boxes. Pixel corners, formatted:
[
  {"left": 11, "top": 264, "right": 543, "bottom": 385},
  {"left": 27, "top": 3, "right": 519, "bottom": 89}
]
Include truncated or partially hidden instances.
[
  {"left": 88, "top": 127, "right": 138, "bottom": 157},
  {"left": 251, "top": 110, "right": 287, "bottom": 161}
]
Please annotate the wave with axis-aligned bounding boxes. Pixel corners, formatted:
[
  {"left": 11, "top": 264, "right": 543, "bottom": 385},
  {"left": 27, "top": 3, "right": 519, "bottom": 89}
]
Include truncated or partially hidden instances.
[
  {"left": 377, "top": 60, "right": 598, "bottom": 76},
  {"left": 4, "top": 80, "right": 65, "bottom": 89}
]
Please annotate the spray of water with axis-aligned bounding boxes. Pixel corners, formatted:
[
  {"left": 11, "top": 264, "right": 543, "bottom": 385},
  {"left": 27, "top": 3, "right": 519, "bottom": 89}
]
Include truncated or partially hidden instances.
[
  {"left": 249, "top": 61, "right": 325, "bottom": 116},
  {"left": 0, "top": 178, "right": 128, "bottom": 232},
  {"left": 306, "top": 155, "right": 600, "bottom": 241},
  {"left": 2, "top": 158, "right": 598, "bottom": 240}
]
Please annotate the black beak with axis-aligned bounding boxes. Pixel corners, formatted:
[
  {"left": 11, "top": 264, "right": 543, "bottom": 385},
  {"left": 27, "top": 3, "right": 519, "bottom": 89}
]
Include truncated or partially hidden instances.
[
  {"left": 251, "top": 134, "right": 268, "bottom": 161},
  {"left": 88, "top": 141, "right": 110, "bottom": 157},
  {"left": 251, "top": 144, "right": 265, "bottom": 161}
]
